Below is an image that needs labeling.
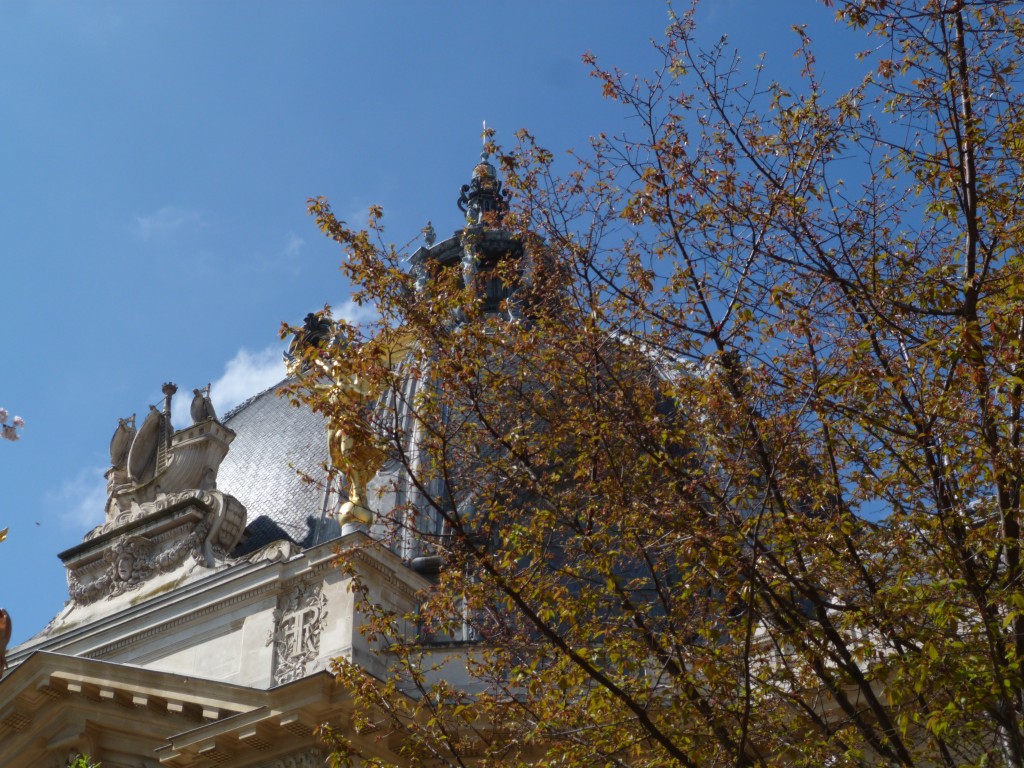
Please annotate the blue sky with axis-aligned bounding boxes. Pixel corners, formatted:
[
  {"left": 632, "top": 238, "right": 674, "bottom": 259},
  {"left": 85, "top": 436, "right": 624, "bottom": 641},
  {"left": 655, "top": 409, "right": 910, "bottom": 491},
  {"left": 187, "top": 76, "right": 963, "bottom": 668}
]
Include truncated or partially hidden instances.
[{"left": 0, "top": 2, "right": 862, "bottom": 644}]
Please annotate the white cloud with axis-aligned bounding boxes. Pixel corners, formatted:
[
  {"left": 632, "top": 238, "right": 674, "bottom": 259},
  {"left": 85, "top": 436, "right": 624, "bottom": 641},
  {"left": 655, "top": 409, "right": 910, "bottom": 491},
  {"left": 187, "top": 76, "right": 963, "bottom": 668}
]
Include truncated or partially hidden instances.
[
  {"left": 346, "top": 206, "right": 373, "bottom": 227},
  {"left": 331, "top": 298, "right": 378, "bottom": 327},
  {"left": 210, "top": 345, "right": 287, "bottom": 415},
  {"left": 170, "top": 396, "right": 190, "bottom": 431},
  {"left": 135, "top": 206, "right": 204, "bottom": 241},
  {"left": 48, "top": 467, "right": 108, "bottom": 533},
  {"left": 283, "top": 232, "right": 304, "bottom": 260},
  {"left": 171, "top": 346, "right": 285, "bottom": 426},
  {"left": 167, "top": 344, "right": 287, "bottom": 428}
]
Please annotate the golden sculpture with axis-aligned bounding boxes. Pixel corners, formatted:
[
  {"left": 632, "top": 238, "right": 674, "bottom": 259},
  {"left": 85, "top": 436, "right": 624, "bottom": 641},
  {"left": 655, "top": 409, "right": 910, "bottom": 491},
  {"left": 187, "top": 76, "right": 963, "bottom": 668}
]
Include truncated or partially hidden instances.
[
  {"left": 323, "top": 362, "right": 386, "bottom": 530},
  {"left": 289, "top": 315, "right": 412, "bottom": 531}
]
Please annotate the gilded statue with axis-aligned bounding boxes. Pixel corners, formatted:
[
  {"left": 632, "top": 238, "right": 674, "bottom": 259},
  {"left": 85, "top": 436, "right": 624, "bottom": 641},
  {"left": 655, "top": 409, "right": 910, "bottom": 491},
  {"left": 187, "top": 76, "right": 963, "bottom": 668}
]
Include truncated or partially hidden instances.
[
  {"left": 288, "top": 314, "right": 411, "bottom": 532},
  {"left": 323, "top": 360, "right": 386, "bottom": 530}
]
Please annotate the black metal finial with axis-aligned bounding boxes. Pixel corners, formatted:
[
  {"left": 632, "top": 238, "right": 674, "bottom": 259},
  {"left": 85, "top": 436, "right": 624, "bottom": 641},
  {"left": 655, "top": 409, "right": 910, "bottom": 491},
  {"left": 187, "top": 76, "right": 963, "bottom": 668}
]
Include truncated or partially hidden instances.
[
  {"left": 299, "top": 313, "right": 332, "bottom": 348},
  {"left": 457, "top": 123, "right": 508, "bottom": 225}
]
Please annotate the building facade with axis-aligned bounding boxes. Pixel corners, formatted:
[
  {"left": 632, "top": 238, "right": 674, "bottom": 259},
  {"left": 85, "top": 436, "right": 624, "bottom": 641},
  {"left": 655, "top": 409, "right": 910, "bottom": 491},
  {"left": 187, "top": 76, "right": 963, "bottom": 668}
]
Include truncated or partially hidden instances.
[{"left": 0, "top": 152, "right": 513, "bottom": 768}]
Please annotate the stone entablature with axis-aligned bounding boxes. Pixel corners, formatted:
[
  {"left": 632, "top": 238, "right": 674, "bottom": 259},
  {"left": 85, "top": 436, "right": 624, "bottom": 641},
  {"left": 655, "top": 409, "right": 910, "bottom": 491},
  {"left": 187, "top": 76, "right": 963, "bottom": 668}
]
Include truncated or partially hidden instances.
[
  {"left": 2, "top": 534, "right": 444, "bottom": 766},
  {"left": 0, "top": 652, "right": 341, "bottom": 768},
  {"left": 11, "top": 532, "right": 433, "bottom": 686}
]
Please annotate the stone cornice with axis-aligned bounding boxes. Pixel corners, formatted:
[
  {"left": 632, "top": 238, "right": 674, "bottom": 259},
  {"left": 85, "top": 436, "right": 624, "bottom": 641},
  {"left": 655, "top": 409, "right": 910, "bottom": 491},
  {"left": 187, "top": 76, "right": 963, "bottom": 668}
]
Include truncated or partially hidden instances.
[
  {"left": 83, "top": 580, "right": 278, "bottom": 659},
  {"left": 59, "top": 493, "right": 210, "bottom": 562},
  {"left": 0, "top": 652, "right": 352, "bottom": 768},
  {"left": 348, "top": 544, "right": 432, "bottom": 601},
  {"left": 11, "top": 533, "right": 429, "bottom": 672}
]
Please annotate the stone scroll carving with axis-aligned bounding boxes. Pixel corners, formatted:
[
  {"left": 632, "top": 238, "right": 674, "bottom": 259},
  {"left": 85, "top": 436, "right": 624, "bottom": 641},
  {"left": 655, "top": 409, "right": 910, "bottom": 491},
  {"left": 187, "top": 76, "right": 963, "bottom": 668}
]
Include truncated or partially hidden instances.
[{"left": 267, "top": 581, "right": 329, "bottom": 685}]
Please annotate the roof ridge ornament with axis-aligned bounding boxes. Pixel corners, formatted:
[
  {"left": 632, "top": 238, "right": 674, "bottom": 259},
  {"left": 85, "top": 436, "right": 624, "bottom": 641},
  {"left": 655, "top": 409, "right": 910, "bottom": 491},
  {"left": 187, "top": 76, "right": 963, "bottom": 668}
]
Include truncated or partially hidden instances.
[{"left": 457, "top": 122, "right": 508, "bottom": 225}]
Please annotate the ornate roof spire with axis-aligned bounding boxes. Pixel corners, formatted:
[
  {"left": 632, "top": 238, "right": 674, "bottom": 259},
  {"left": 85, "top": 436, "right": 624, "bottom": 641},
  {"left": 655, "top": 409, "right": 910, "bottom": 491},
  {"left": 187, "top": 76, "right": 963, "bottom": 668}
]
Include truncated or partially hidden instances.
[{"left": 457, "top": 122, "right": 507, "bottom": 225}]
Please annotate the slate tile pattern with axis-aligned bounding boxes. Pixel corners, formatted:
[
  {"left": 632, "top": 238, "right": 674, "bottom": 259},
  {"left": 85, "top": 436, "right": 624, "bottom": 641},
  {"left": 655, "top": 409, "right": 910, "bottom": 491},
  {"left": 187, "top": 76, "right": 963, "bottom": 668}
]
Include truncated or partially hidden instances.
[{"left": 217, "top": 380, "right": 334, "bottom": 555}]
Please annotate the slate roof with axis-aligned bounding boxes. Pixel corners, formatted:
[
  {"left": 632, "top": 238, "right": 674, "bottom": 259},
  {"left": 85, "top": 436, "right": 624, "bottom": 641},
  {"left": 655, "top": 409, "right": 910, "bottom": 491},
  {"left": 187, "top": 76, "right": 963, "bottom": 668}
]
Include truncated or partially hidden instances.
[{"left": 216, "top": 379, "right": 337, "bottom": 555}]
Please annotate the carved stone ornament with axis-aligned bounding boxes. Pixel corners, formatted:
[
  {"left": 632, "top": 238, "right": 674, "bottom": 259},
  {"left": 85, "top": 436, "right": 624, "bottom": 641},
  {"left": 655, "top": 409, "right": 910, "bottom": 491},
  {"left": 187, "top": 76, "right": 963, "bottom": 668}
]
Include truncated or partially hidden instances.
[
  {"left": 85, "top": 488, "right": 245, "bottom": 546},
  {"left": 62, "top": 489, "right": 247, "bottom": 606},
  {"left": 266, "top": 581, "right": 329, "bottom": 685},
  {"left": 68, "top": 522, "right": 207, "bottom": 606},
  {"left": 190, "top": 383, "right": 216, "bottom": 424},
  {"left": 247, "top": 539, "right": 301, "bottom": 564},
  {"left": 102, "top": 384, "right": 236, "bottom": 520},
  {"left": 60, "top": 384, "right": 249, "bottom": 607}
]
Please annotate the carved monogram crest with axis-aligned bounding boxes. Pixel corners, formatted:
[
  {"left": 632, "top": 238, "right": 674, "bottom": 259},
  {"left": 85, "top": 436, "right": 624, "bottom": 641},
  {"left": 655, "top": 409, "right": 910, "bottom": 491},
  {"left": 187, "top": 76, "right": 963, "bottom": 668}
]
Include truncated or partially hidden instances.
[{"left": 267, "top": 581, "right": 328, "bottom": 685}]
